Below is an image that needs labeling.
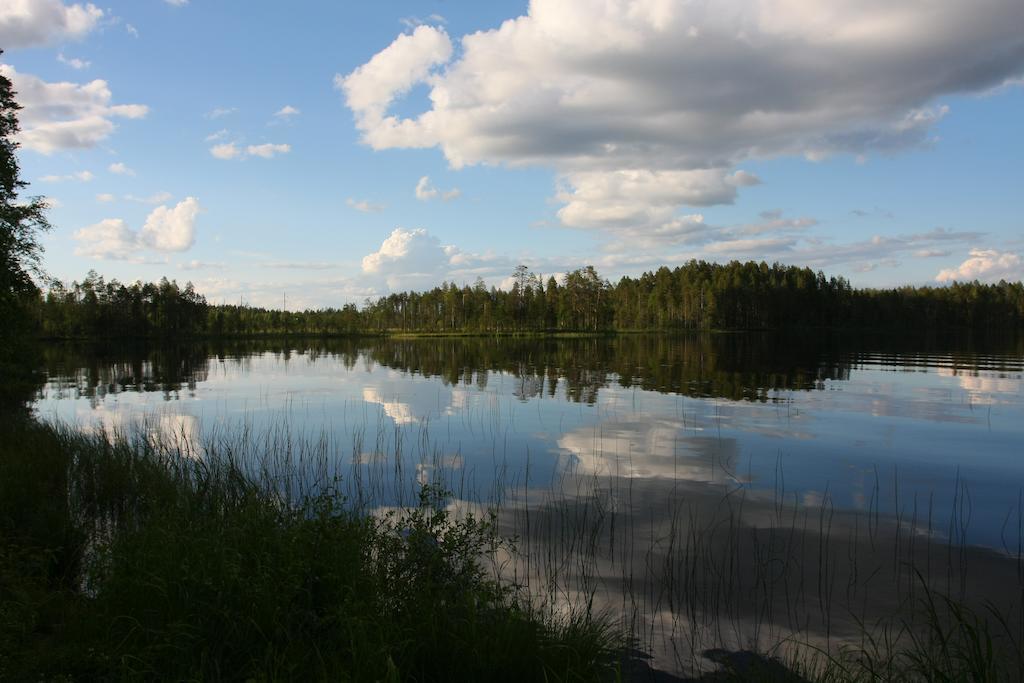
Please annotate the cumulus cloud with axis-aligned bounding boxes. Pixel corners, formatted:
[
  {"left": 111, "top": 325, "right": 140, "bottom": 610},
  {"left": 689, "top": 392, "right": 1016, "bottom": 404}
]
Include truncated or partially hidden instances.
[
  {"left": 0, "top": 0, "right": 102, "bottom": 49},
  {"left": 139, "top": 197, "right": 200, "bottom": 251},
  {"left": 95, "top": 192, "right": 114, "bottom": 202},
  {"left": 557, "top": 169, "right": 758, "bottom": 232},
  {"left": 209, "top": 142, "right": 241, "bottom": 160},
  {"left": 74, "top": 197, "right": 201, "bottom": 260},
  {"left": 108, "top": 161, "right": 134, "bottom": 175},
  {"left": 936, "top": 249, "right": 1023, "bottom": 283},
  {"left": 57, "top": 52, "right": 89, "bottom": 70},
  {"left": 354, "top": 228, "right": 533, "bottom": 294},
  {"left": 0, "top": 64, "right": 148, "bottom": 154},
  {"left": 74, "top": 218, "right": 140, "bottom": 260},
  {"left": 273, "top": 105, "right": 300, "bottom": 119},
  {"left": 246, "top": 143, "right": 290, "bottom": 158},
  {"left": 346, "top": 197, "right": 385, "bottom": 213},
  {"left": 209, "top": 142, "right": 290, "bottom": 159},
  {"left": 361, "top": 228, "right": 455, "bottom": 291},
  {"left": 40, "top": 170, "right": 93, "bottom": 182},
  {"left": 336, "top": 24, "right": 452, "bottom": 148},
  {"left": 414, "top": 175, "right": 460, "bottom": 201},
  {"left": 340, "top": 0, "right": 1024, "bottom": 239}
]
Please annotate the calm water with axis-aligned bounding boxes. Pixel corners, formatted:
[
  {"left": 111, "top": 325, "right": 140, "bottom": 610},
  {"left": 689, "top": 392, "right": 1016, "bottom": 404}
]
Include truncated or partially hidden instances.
[
  {"left": 33, "top": 334, "right": 1024, "bottom": 539},
  {"left": 31, "top": 333, "right": 1024, "bottom": 672}
]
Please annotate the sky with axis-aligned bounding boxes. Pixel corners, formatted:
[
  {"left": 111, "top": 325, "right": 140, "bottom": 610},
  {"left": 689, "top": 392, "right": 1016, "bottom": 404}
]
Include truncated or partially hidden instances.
[{"left": 2, "top": 0, "right": 1023, "bottom": 310}]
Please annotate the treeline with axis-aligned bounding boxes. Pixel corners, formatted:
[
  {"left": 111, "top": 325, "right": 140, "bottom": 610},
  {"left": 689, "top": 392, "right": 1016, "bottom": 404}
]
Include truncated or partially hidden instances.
[
  {"left": 32, "top": 262, "right": 1024, "bottom": 339},
  {"left": 39, "top": 271, "right": 208, "bottom": 338}
]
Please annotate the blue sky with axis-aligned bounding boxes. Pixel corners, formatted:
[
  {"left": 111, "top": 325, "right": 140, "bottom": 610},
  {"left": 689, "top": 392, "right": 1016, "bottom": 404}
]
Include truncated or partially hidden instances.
[{"left": 3, "top": 0, "right": 1023, "bottom": 309}]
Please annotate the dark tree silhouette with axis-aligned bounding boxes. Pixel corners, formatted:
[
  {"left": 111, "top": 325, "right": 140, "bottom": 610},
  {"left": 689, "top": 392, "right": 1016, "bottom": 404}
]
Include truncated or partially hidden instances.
[
  {"left": 1, "top": 50, "right": 52, "bottom": 406},
  {"left": 0, "top": 51, "right": 51, "bottom": 326}
]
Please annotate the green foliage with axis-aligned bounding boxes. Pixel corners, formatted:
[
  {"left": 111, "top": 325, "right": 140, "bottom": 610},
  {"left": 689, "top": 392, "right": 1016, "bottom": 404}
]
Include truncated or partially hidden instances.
[
  {"left": 0, "top": 417, "right": 620, "bottom": 681},
  {"left": 0, "top": 50, "right": 51, "bottom": 404},
  {"left": 1, "top": 51, "right": 51, "bottom": 313},
  {"left": 38, "top": 271, "right": 208, "bottom": 339},
  {"left": 36, "top": 261, "right": 1024, "bottom": 340}
]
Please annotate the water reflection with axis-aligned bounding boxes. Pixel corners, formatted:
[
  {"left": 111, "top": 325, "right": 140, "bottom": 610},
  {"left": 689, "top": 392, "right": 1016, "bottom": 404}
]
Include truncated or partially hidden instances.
[
  {"left": 36, "top": 333, "right": 1024, "bottom": 405},
  {"left": 33, "top": 334, "right": 1024, "bottom": 535},
  {"left": 32, "top": 333, "right": 1024, "bottom": 677}
]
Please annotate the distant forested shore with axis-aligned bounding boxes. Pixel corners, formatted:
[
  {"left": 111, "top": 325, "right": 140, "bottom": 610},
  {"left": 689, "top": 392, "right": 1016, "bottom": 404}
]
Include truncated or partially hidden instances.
[{"left": 32, "top": 261, "right": 1024, "bottom": 339}]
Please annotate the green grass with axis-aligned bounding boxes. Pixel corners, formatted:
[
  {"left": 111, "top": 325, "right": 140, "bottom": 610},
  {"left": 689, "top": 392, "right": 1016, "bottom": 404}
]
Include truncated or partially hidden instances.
[{"left": 0, "top": 416, "right": 621, "bottom": 681}]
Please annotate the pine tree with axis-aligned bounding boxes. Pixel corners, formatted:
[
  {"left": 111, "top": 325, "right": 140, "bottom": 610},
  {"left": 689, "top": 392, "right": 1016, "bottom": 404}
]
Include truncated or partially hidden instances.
[{"left": 1, "top": 51, "right": 51, "bottom": 350}]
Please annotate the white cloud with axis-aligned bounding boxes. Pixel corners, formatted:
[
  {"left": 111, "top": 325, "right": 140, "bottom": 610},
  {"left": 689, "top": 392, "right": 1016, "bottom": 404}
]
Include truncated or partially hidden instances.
[
  {"left": 0, "top": 1, "right": 102, "bottom": 49},
  {"left": 179, "top": 260, "right": 224, "bottom": 271},
  {"left": 95, "top": 192, "right": 114, "bottom": 202},
  {"left": 39, "top": 170, "right": 93, "bottom": 182},
  {"left": 108, "top": 161, "right": 134, "bottom": 175},
  {"left": 209, "top": 142, "right": 241, "bottom": 160},
  {"left": 165, "top": 0, "right": 188, "bottom": 6},
  {"left": 274, "top": 105, "right": 300, "bottom": 119},
  {"left": 0, "top": 64, "right": 148, "bottom": 154},
  {"left": 587, "top": 216, "right": 986, "bottom": 276},
  {"left": 336, "top": 24, "right": 452, "bottom": 149},
  {"left": 210, "top": 142, "right": 290, "bottom": 160},
  {"left": 414, "top": 175, "right": 460, "bottom": 201},
  {"left": 245, "top": 143, "right": 290, "bottom": 158},
  {"left": 74, "top": 218, "right": 140, "bottom": 260},
  {"left": 914, "top": 249, "right": 950, "bottom": 258},
  {"left": 57, "top": 52, "right": 89, "bottom": 70},
  {"left": 341, "top": 0, "right": 1024, "bottom": 239},
  {"left": 414, "top": 176, "right": 436, "bottom": 200},
  {"left": 704, "top": 237, "right": 798, "bottom": 255},
  {"left": 74, "top": 197, "right": 201, "bottom": 259},
  {"left": 556, "top": 169, "right": 758, "bottom": 232},
  {"left": 362, "top": 387, "right": 418, "bottom": 425},
  {"left": 361, "top": 227, "right": 455, "bottom": 291},
  {"left": 139, "top": 197, "right": 201, "bottom": 252},
  {"left": 204, "top": 129, "right": 229, "bottom": 142},
  {"left": 346, "top": 197, "right": 385, "bottom": 213},
  {"left": 936, "top": 249, "right": 1023, "bottom": 283}
]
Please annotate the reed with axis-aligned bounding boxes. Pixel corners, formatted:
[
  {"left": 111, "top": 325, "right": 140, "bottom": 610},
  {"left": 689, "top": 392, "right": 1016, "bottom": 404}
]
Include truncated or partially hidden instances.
[
  {"left": 3, "top": 407, "right": 1021, "bottom": 680},
  {"left": 0, "top": 415, "right": 620, "bottom": 681}
]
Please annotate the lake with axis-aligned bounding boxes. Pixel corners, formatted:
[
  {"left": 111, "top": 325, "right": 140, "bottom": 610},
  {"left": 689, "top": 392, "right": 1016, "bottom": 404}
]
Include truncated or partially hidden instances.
[{"left": 32, "top": 333, "right": 1024, "bottom": 674}]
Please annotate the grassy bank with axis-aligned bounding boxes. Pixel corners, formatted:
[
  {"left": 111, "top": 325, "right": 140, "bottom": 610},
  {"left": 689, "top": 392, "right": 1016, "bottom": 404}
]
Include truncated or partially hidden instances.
[{"left": 0, "top": 415, "right": 620, "bottom": 681}]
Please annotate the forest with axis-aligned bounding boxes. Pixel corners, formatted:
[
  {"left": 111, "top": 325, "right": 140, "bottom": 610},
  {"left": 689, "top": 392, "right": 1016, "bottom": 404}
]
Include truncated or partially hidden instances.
[{"left": 30, "top": 261, "right": 1024, "bottom": 339}]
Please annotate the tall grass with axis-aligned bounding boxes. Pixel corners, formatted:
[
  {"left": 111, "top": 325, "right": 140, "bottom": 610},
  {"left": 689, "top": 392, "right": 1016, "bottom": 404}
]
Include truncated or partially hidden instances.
[
  {"left": 491, "top": 452, "right": 1024, "bottom": 680},
  {"left": 4, "top": 406, "right": 1022, "bottom": 681},
  {"left": 0, "top": 415, "right": 620, "bottom": 681}
]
